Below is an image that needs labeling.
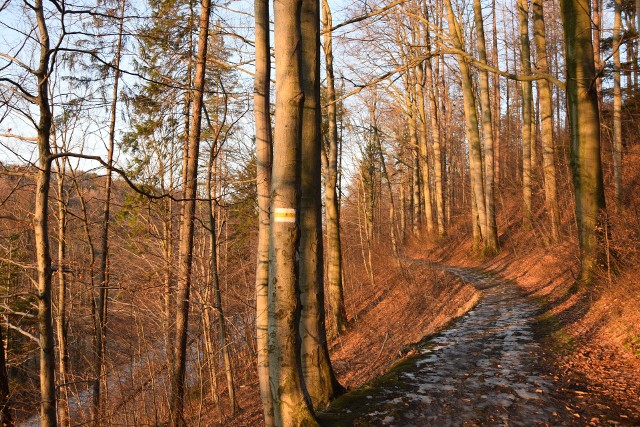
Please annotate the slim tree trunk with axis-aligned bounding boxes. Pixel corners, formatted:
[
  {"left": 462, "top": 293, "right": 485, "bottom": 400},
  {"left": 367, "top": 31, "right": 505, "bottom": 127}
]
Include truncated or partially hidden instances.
[
  {"left": 92, "top": 2, "right": 125, "bottom": 423},
  {"left": 443, "top": 0, "right": 488, "bottom": 248},
  {"left": 532, "top": 0, "right": 560, "bottom": 241},
  {"left": 207, "top": 155, "right": 238, "bottom": 415},
  {"left": 415, "top": 64, "right": 434, "bottom": 235},
  {"left": 169, "top": 0, "right": 211, "bottom": 423},
  {"left": 492, "top": 0, "right": 501, "bottom": 186},
  {"left": 518, "top": 0, "right": 533, "bottom": 229},
  {"left": 423, "top": 8, "right": 445, "bottom": 236},
  {"left": 254, "top": 0, "right": 274, "bottom": 424},
  {"left": 612, "top": 0, "right": 623, "bottom": 212},
  {"left": 0, "top": 324, "right": 11, "bottom": 427},
  {"left": 33, "top": 0, "right": 57, "bottom": 424},
  {"left": 560, "top": 0, "right": 606, "bottom": 283},
  {"left": 55, "top": 161, "right": 70, "bottom": 427},
  {"left": 321, "top": 0, "right": 347, "bottom": 336},
  {"left": 268, "top": 0, "right": 318, "bottom": 424},
  {"left": 472, "top": 0, "right": 499, "bottom": 253},
  {"left": 405, "top": 88, "right": 421, "bottom": 236}
]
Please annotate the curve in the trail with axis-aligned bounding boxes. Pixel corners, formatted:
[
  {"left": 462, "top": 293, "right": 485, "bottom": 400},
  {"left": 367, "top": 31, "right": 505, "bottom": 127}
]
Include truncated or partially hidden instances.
[{"left": 320, "top": 260, "right": 575, "bottom": 426}]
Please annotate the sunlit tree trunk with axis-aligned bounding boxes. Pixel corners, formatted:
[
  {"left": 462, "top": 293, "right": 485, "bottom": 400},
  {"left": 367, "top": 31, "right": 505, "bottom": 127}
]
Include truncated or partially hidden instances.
[
  {"left": 268, "top": 0, "right": 319, "bottom": 424},
  {"left": 532, "top": 0, "right": 560, "bottom": 241},
  {"left": 491, "top": 0, "right": 501, "bottom": 186},
  {"left": 321, "top": 0, "right": 347, "bottom": 336},
  {"left": 560, "top": 0, "right": 606, "bottom": 283},
  {"left": 33, "top": 0, "right": 57, "bottom": 424},
  {"left": 443, "top": 0, "right": 487, "bottom": 249},
  {"left": 518, "top": 0, "right": 533, "bottom": 229},
  {"left": 423, "top": 5, "right": 445, "bottom": 236},
  {"left": 55, "top": 160, "right": 70, "bottom": 427},
  {"left": 254, "top": 0, "right": 274, "bottom": 424},
  {"left": 169, "top": 0, "right": 211, "bottom": 423},
  {"left": 415, "top": 64, "right": 434, "bottom": 235},
  {"left": 612, "top": 0, "right": 623, "bottom": 212},
  {"left": 472, "top": 0, "right": 498, "bottom": 253},
  {"left": 405, "top": 88, "right": 422, "bottom": 236}
]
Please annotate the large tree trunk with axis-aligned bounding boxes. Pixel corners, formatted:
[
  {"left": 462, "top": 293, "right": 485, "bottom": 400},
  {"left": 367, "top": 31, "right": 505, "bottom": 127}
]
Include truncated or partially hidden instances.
[
  {"left": 253, "top": 0, "right": 274, "bottom": 424},
  {"left": 472, "top": 0, "right": 499, "bottom": 253},
  {"left": 532, "top": 0, "right": 560, "bottom": 241},
  {"left": 299, "top": 0, "right": 343, "bottom": 410},
  {"left": 169, "top": 0, "right": 211, "bottom": 423},
  {"left": 560, "top": 0, "right": 606, "bottom": 283},
  {"left": 268, "top": 0, "right": 318, "bottom": 424},
  {"left": 321, "top": 0, "right": 347, "bottom": 337},
  {"left": 518, "top": 0, "right": 533, "bottom": 229}
]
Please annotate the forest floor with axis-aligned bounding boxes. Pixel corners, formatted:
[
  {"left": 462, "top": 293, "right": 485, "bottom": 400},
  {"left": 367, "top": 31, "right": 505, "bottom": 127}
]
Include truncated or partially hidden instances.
[
  {"left": 319, "top": 261, "right": 579, "bottom": 426},
  {"left": 227, "top": 230, "right": 640, "bottom": 426},
  {"left": 399, "top": 216, "right": 640, "bottom": 425}
]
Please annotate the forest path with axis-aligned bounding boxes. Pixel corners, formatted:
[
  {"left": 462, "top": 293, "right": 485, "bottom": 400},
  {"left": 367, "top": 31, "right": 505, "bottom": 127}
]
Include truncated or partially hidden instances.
[{"left": 319, "top": 258, "right": 577, "bottom": 426}]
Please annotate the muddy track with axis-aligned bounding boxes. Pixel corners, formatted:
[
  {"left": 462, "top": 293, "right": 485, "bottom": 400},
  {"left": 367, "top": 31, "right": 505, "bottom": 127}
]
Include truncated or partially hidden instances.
[{"left": 319, "top": 259, "right": 578, "bottom": 426}]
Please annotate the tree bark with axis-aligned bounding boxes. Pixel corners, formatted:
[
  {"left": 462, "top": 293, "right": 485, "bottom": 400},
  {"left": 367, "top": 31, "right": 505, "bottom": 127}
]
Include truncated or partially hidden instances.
[
  {"left": 443, "top": 0, "right": 487, "bottom": 249},
  {"left": 55, "top": 161, "right": 69, "bottom": 427},
  {"left": 254, "top": 0, "right": 274, "bottom": 424},
  {"left": 612, "top": 0, "right": 623, "bottom": 212},
  {"left": 472, "top": 0, "right": 499, "bottom": 253},
  {"left": 33, "top": 0, "right": 57, "bottom": 424},
  {"left": 299, "top": 0, "right": 343, "bottom": 410},
  {"left": 415, "top": 64, "right": 434, "bottom": 235},
  {"left": 169, "top": 0, "right": 211, "bottom": 423},
  {"left": 321, "top": 0, "right": 347, "bottom": 337},
  {"left": 560, "top": 0, "right": 606, "bottom": 283},
  {"left": 532, "top": 0, "right": 560, "bottom": 241},
  {"left": 268, "top": 0, "right": 318, "bottom": 424},
  {"left": 92, "top": 2, "right": 125, "bottom": 423},
  {"left": 518, "top": 0, "right": 533, "bottom": 229}
]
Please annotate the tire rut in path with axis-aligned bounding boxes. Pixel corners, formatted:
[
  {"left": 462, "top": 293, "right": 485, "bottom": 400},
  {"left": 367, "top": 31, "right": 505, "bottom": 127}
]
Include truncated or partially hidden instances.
[{"left": 320, "top": 259, "right": 575, "bottom": 426}]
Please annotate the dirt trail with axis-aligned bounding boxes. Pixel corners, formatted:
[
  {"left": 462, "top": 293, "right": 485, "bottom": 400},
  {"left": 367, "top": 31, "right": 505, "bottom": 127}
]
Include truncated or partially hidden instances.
[{"left": 319, "top": 259, "right": 578, "bottom": 426}]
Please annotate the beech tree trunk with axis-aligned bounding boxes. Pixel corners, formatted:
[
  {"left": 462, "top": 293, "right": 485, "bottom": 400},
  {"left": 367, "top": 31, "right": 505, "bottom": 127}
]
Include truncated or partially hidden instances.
[
  {"left": 299, "top": 0, "right": 343, "bottom": 410},
  {"left": 268, "top": 0, "right": 318, "bottom": 424},
  {"left": 443, "top": 0, "right": 487, "bottom": 249},
  {"left": 472, "top": 0, "right": 498, "bottom": 253},
  {"left": 532, "top": 0, "right": 560, "bottom": 241},
  {"left": 321, "top": 0, "right": 347, "bottom": 336},
  {"left": 169, "top": 0, "right": 211, "bottom": 423},
  {"left": 254, "top": 0, "right": 274, "bottom": 424},
  {"left": 518, "top": 0, "right": 533, "bottom": 229},
  {"left": 560, "top": 0, "right": 606, "bottom": 283},
  {"left": 415, "top": 64, "right": 434, "bottom": 235},
  {"left": 612, "top": 0, "right": 623, "bottom": 211}
]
